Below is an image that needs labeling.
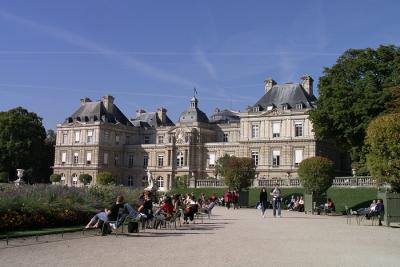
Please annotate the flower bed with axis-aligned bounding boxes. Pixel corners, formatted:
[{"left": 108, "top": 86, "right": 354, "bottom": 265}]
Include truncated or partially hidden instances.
[{"left": 0, "top": 184, "right": 140, "bottom": 232}]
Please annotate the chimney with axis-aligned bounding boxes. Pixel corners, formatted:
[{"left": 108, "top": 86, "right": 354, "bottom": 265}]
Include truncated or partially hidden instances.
[
  {"left": 102, "top": 95, "right": 114, "bottom": 113},
  {"left": 301, "top": 75, "right": 314, "bottom": 96},
  {"left": 80, "top": 97, "right": 91, "bottom": 106},
  {"left": 157, "top": 107, "right": 167, "bottom": 124},
  {"left": 264, "top": 78, "right": 276, "bottom": 93}
]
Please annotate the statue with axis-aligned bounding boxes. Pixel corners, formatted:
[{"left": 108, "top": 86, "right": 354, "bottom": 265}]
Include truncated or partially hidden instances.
[
  {"left": 15, "top": 169, "right": 25, "bottom": 186},
  {"left": 145, "top": 170, "right": 155, "bottom": 190}
]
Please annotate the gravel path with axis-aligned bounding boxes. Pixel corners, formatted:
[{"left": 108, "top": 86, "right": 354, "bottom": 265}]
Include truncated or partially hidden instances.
[{"left": 1, "top": 207, "right": 400, "bottom": 267}]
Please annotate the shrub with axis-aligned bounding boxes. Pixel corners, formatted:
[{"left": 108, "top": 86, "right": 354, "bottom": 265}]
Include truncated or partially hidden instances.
[
  {"left": 366, "top": 113, "right": 400, "bottom": 192},
  {"left": 49, "top": 174, "right": 61, "bottom": 183},
  {"left": 223, "top": 156, "right": 256, "bottom": 191},
  {"left": 96, "top": 172, "right": 114, "bottom": 185},
  {"left": 298, "top": 156, "right": 335, "bottom": 196},
  {"left": 0, "top": 171, "right": 8, "bottom": 183},
  {"left": 79, "top": 174, "right": 92, "bottom": 185}
]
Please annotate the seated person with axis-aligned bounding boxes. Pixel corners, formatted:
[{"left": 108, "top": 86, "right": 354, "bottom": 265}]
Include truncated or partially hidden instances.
[
  {"left": 183, "top": 196, "right": 198, "bottom": 224},
  {"left": 154, "top": 197, "right": 174, "bottom": 228},
  {"left": 366, "top": 199, "right": 384, "bottom": 221},
  {"left": 137, "top": 192, "right": 154, "bottom": 229},
  {"left": 317, "top": 198, "right": 335, "bottom": 214},
  {"left": 356, "top": 199, "right": 376, "bottom": 216},
  {"left": 287, "top": 195, "right": 296, "bottom": 210},
  {"left": 85, "top": 195, "right": 125, "bottom": 229},
  {"left": 298, "top": 196, "right": 305, "bottom": 212}
]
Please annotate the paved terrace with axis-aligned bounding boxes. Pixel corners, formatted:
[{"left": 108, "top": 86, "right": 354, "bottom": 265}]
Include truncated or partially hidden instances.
[{"left": 1, "top": 207, "right": 399, "bottom": 267}]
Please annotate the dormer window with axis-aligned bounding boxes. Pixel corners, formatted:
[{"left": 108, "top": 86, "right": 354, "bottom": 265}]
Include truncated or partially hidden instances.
[
  {"left": 267, "top": 105, "right": 274, "bottom": 111},
  {"left": 253, "top": 106, "right": 260, "bottom": 112},
  {"left": 295, "top": 103, "right": 303, "bottom": 110},
  {"left": 282, "top": 104, "right": 289, "bottom": 110}
]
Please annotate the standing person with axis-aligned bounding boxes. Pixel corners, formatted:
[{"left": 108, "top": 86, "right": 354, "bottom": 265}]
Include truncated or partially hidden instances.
[
  {"left": 270, "top": 184, "right": 282, "bottom": 217},
  {"left": 224, "top": 191, "right": 232, "bottom": 209},
  {"left": 232, "top": 191, "right": 238, "bottom": 209},
  {"left": 259, "top": 187, "right": 268, "bottom": 218}
]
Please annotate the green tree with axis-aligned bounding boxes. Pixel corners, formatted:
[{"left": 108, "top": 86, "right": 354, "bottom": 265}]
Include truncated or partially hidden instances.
[
  {"left": 79, "top": 173, "right": 93, "bottom": 186},
  {"left": 49, "top": 173, "right": 61, "bottom": 183},
  {"left": 309, "top": 45, "right": 400, "bottom": 167},
  {"left": 223, "top": 156, "right": 256, "bottom": 191},
  {"left": 0, "top": 171, "right": 8, "bottom": 183},
  {"left": 298, "top": 156, "right": 335, "bottom": 196},
  {"left": 366, "top": 113, "right": 400, "bottom": 192},
  {"left": 0, "top": 107, "right": 51, "bottom": 183},
  {"left": 175, "top": 175, "right": 189, "bottom": 189},
  {"left": 96, "top": 172, "right": 114, "bottom": 185},
  {"left": 215, "top": 154, "right": 231, "bottom": 179}
]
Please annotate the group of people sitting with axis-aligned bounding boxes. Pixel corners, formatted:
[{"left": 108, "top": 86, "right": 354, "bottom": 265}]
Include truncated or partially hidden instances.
[
  {"left": 85, "top": 190, "right": 218, "bottom": 234},
  {"left": 286, "top": 196, "right": 305, "bottom": 212},
  {"left": 355, "top": 199, "right": 384, "bottom": 220}
]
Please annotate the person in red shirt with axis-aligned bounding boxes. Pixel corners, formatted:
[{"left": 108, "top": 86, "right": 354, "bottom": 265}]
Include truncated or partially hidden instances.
[
  {"left": 224, "top": 191, "right": 232, "bottom": 209},
  {"left": 154, "top": 197, "right": 174, "bottom": 228}
]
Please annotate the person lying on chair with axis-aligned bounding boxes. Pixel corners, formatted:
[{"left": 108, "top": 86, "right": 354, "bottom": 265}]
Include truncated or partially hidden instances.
[{"left": 85, "top": 195, "right": 125, "bottom": 229}]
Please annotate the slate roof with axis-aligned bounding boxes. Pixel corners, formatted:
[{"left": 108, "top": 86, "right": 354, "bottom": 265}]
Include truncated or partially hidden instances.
[
  {"left": 254, "top": 83, "right": 316, "bottom": 111},
  {"left": 65, "top": 101, "right": 132, "bottom": 126},
  {"left": 210, "top": 109, "right": 240, "bottom": 124},
  {"left": 131, "top": 112, "right": 174, "bottom": 128}
]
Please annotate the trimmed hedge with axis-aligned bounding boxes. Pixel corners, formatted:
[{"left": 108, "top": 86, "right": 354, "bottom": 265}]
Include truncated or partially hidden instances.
[{"left": 170, "top": 187, "right": 377, "bottom": 213}]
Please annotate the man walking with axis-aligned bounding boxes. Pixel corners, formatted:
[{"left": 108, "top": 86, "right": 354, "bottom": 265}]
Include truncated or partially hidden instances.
[{"left": 270, "top": 184, "right": 282, "bottom": 217}]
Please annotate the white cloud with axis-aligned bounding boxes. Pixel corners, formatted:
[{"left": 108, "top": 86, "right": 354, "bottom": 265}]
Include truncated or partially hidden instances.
[{"left": 194, "top": 47, "right": 217, "bottom": 80}]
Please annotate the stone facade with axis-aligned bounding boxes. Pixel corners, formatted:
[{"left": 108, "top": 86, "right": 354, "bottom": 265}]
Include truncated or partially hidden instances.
[{"left": 53, "top": 75, "right": 347, "bottom": 190}]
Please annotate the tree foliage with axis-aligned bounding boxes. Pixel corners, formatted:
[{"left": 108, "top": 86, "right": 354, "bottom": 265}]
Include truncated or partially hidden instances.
[
  {"left": 309, "top": 45, "right": 400, "bottom": 165},
  {"left": 366, "top": 113, "right": 400, "bottom": 192},
  {"left": 0, "top": 171, "right": 8, "bottom": 183},
  {"left": 96, "top": 172, "right": 114, "bottom": 185},
  {"left": 0, "top": 107, "right": 54, "bottom": 183},
  {"left": 79, "top": 173, "right": 93, "bottom": 185},
  {"left": 174, "top": 175, "right": 189, "bottom": 189},
  {"left": 220, "top": 156, "right": 256, "bottom": 191},
  {"left": 298, "top": 156, "right": 335, "bottom": 195},
  {"left": 215, "top": 154, "right": 231, "bottom": 179},
  {"left": 49, "top": 174, "right": 61, "bottom": 183}
]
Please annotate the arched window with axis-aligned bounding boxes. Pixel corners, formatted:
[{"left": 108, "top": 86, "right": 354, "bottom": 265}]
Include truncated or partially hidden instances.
[
  {"left": 72, "top": 173, "right": 78, "bottom": 187},
  {"left": 177, "top": 152, "right": 184, "bottom": 167},
  {"left": 157, "top": 176, "right": 164, "bottom": 188}
]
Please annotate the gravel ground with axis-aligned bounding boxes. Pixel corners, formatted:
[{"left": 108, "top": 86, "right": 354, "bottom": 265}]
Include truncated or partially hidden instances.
[{"left": 1, "top": 207, "right": 399, "bottom": 267}]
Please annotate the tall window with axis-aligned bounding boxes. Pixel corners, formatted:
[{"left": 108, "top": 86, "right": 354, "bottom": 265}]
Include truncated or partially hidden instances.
[
  {"left": 251, "top": 124, "right": 259, "bottom": 138},
  {"left": 104, "top": 152, "right": 109, "bottom": 165},
  {"left": 62, "top": 132, "right": 68, "bottom": 144},
  {"left": 295, "top": 122, "right": 303, "bottom": 137},
  {"left": 87, "top": 130, "right": 93, "bottom": 144},
  {"left": 60, "top": 173, "right": 66, "bottom": 185},
  {"left": 73, "top": 152, "right": 79, "bottom": 164},
  {"left": 114, "top": 155, "right": 119, "bottom": 166},
  {"left": 74, "top": 131, "right": 80, "bottom": 143},
  {"left": 126, "top": 135, "right": 130, "bottom": 144},
  {"left": 143, "top": 154, "right": 148, "bottom": 167},
  {"left": 177, "top": 152, "right": 184, "bottom": 167},
  {"left": 294, "top": 149, "right": 303, "bottom": 167},
  {"left": 115, "top": 134, "right": 120, "bottom": 144},
  {"left": 61, "top": 152, "right": 67, "bottom": 164},
  {"left": 86, "top": 151, "right": 92, "bottom": 165},
  {"left": 158, "top": 135, "right": 164, "bottom": 144},
  {"left": 157, "top": 177, "right": 164, "bottom": 188},
  {"left": 251, "top": 151, "right": 259, "bottom": 166},
  {"left": 223, "top": 133, "right": 229, "bottom": 142},
  {"left": 272, "top": 150, "right": 280, "bottom": 167},
  {"left": 128, "top": 176, "right": 134, "bottom": 187},
  {"left": 208, "top": 153, "right": 216, "bottom": 168},
  {"left": 158, "top": 155, "right": 164, "bottom": 167},
  {"left": 128, "top": 154, "right": 134, "bottom": 168},
  {"left": 104, "top": 131, "right": 110, "bottom": 142},
  {"left": 144, "top": 135, "right": 150, "bottom": 144},
  {"left": 272, "top": 122, "right": 281, "bottom": 138}
]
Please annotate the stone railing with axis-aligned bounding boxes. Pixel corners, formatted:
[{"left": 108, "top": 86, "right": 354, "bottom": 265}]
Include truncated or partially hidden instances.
[{"left": 191, "top": 176, "right": 376, "bottom": 188}]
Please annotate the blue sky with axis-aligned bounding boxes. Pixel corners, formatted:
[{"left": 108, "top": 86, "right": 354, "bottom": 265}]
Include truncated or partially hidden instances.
[{"left": 0, "top": 0, "right": 399, "bottom": 129}]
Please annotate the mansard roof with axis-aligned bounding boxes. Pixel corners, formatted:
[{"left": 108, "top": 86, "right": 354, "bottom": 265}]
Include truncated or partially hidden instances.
[
  {"left": 254, "top": 83, "right": 316, "bottom": 111},
  {"left": 131, "top": 111, "right": 174, "bottom": 128},
  {"left": 65, "top": 101, "right": 132, "bottom": 125},
  {"left": 178, "top": 96, "right": 209, "bottom": 124},
  {"left": 210, "top": 109, "right": 240, "bottom": 124}
]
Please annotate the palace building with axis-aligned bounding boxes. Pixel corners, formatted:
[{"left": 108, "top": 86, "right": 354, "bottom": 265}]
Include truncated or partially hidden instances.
[{"left": 53, "top": 75, "right": 346, "bottom": 190}]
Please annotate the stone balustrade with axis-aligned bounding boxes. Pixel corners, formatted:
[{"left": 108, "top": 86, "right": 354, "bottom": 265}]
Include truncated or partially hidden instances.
[{"left": 190, "top": 176, "right": 376, "bottom": 188}]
